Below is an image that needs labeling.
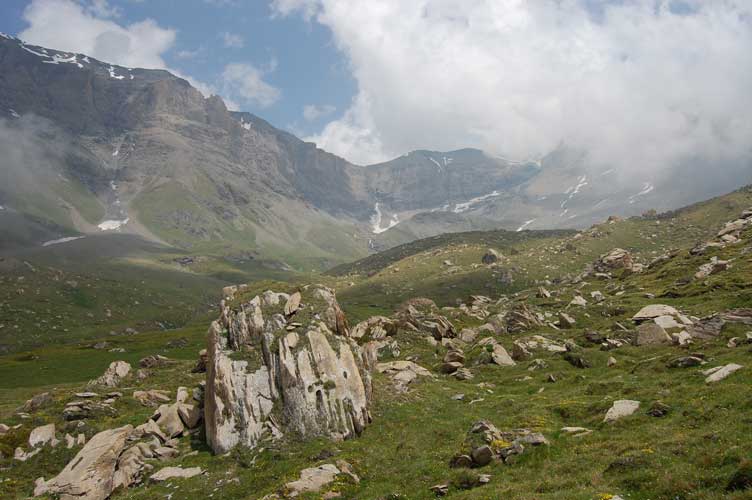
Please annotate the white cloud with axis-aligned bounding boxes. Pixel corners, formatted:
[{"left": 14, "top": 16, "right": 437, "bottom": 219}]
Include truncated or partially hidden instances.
[
  {"left": 20, "top": 0, "right": 175, "bottom": 69},
  {"left": 86, "top": 0, "right": 121, "bottom": 19},
  {"left": 18, "top": 0, "right": 225, "bottom": 104},
  {"left": 303, "top": 104, "right": 336, "bottom": 121},
  {"left": 221, "top": 62, "right": 281, "bottom": 108},
  {"left": 175, "top": 47, "right": 203, "bottom": 60},
  {"left": 220, "top": 31, "right": 244, "bottom": 48},
  {"left": 274, "top": 0, "right": 752, "bottom": 178}
]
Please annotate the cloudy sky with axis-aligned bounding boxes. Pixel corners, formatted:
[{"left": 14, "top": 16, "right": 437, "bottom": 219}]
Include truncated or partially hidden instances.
[{"left": 1, "top": 0, "right": 751, "bottom": 174}]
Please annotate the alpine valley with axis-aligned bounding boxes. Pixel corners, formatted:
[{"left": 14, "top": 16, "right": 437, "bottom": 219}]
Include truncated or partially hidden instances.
[{"left": 1, "top": 32, "right": 752, "bottom": 500}]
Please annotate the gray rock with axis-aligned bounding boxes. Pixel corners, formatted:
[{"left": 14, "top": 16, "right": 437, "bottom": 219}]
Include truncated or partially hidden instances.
[
  {"left": 284, "top": 464, "right": 340, "bottom": 497},
  {"left": 633, "top": 323, "right": 672, "bottom": 346},
  {"left": 604, "top": 400, "right": 640, "bottom": 422},
  {"left": 35, "top": 425, "right": 133, "bottom": 499},
  {"left": 705, "top": 363, "right": 743, "bottom": 383},
  {"left": 205, "top": 286, "right": 371, "bottom": 454},
  {"left": 29, "top": 424, "right": 58, "bottom": 448},
  {"left": 471, "top": 445, "right": 494, "bottom": 466},
  {"left": 88, "top": 361, "right": 131, "bottom": 387}
]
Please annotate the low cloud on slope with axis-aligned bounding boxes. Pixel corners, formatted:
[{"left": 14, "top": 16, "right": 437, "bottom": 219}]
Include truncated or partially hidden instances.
[{"left": 274, "top": 0, "right": 752, "bottom": 185}]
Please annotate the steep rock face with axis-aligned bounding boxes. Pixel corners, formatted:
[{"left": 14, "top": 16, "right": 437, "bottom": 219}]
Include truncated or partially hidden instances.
[{"left": 205, "top": 285, "right": 371, "bottom": 454}]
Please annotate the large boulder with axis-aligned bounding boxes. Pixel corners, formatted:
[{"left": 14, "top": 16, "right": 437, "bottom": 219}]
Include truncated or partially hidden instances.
[
  {"left": 595, "top": 248, "right": 635, "bottom": 273},
  {"left": 205, "top": 285, "right": 372, "bottom": 454},
  {"left": 633, "top": 323, "right": 672, "bottom": 346},
  {"left": 36, "top": 425, "right": 133, "bottom": 500}
]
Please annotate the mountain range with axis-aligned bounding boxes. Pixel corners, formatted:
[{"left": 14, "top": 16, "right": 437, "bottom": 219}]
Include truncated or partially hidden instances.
[{"left": 1, "top": 33, "right": 749, "bottom": 270}]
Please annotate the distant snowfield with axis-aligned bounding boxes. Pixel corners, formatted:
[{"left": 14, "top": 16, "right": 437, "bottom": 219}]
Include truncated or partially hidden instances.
[
  {"left": 371, "top": 203, "right": 400, "bottom": 234},
  {"left": 629, "top": 182, "right": 655, "bottom": 204},
  {"left": 453, "top": 190, "right": 500, "bottom": 213},
  {"left": 42, "top": 236, "right": 85, "bottom": 247},
  {"left": 516, "top": 219, "right": 536, "bottom": 232},
  {"left": 98, "top": 218, "right": 129, "bottom": 231}
]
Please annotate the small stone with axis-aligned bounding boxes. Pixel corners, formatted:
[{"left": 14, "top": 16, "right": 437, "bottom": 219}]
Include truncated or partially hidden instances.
[
  {"left": 558, "top": 312, "right": 576, "bottom": 328},
  {"left": 667, "top": 356, "right": 703, "bottom": 368},
  {"left": 471, "top": 445, "right": 494, "bottom": 466},
  {"left": 604, "top": 400, "right": 640, "bottom": 422},
  {"left": 430, "top": 483, "right": 449, "bottom": 496},
  {"left": 453, "top": 368, "right": 474, "bottom": 380},
  {"left": 647, "top": 401, "right": 671, "bottom": 417},
  {"left": 150, "top": 466, "right": 204, "bottom": 482},
  {"left": 705, "top": 363, "right": 743, "bottom": 383},
  {"left": 607, "top": 356, "right": 617, "bottom": 367}
]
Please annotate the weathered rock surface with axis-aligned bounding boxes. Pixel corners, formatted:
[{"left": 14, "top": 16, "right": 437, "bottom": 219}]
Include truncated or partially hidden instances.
[
  {"left": 350, "top": 316, "right": 396, "bottom": 340},
  {"left": 704, "top": 363, "right": 743, "bottom": 383},
  {"left": 284, "top": 464, "right": 340, "bottom": 497},
  {"left": 633, "top": 323, "right": 672, "bottom": 346},
  {"left": 205, "top": 285, "right": 372, "bottom": 454},
  {"left": 88, "top": 361, "right": 131, "bottom": 387},
  {"left": 632, "top": 304, "right": 679, "bottom": 322},
  {"left": 150, "top": 466, "right": 204, "bottom": 482},
  {"left": 36, "top": 425, "right": 133, "bottom": 500},
  {"left": 29, "top": 423, "right": 58, "bottom": 448},
  {"left": 604, "top": 400, "right": 640, "bottom": 422}
]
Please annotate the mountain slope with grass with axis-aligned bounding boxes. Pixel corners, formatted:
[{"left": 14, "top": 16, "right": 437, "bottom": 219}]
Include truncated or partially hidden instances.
[{"left": 1, "top": 185, "right": 751, "bottom": 499}]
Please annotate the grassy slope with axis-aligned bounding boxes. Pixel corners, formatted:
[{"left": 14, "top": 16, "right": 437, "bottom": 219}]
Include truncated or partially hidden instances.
[{"left": 0, "top": 186, "right": 751, "bottom": 499}]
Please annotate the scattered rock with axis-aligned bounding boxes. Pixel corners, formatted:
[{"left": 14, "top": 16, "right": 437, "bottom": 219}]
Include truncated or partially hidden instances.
[
  {"left": 139, "top": 355, "right": 171, "bottom": 369},
  {"left": 20, "top": 392, "right": 53, "bottom": 413},
  {"left": 604, "top": 400, "right": 640, "bottom": 422},
  {"left": 133, "top": 389, "right": 171, "bottom": 407},
  {"left": 705, "top": 363, "right": 743, "bottom": 383},
  {"left": 695, "top": 257, "right": 730, "bottom": 279},
  {"left": 558, "top": 312, "right": 576, "bottom": 328},
  {"left": 192, "top": 349, "right": 208, "bottom": 373},
  {"left": 481, "top": 249, "right": 501, "bottom": 265},
  {"left": 35, "top": 425, "right": 134, "bottom": 499},
  {"left": 569, "top": 295, "right": 587, "bottom": 307},
  {"left": 633, "top": 323, "right": 672, "bottom": 346},
  {"left": 563, "top": 352, "right": 590, "bottom": 369},
  {"left": 150, "top": 466, "right": 204, "bottom": 482},
  {"left": 647, "top": 401, "right": 671, "bottom": 417},
  {"left": 632, "top": 304, "right": 680, "bottom": 322},
  {"left": 29, "top": 423, "right": 58, "bottom": 448},
  {"left": 607, "top": 356, "right": 617, "bottom": 367},
  {"left": 284, "top": 464, "right": 340, "bottom": 497},
  {"left": 560, "top": 427, "right": 592, "bottom": 438},
  {"left": 88, "top": 361, "right": 131, "bottom": 387},
  {"left": 506, "top": 303, "right": 544, "bottom": 333},
  {"left": 667, "top": 356, "right": 703, "bottom": 368}
]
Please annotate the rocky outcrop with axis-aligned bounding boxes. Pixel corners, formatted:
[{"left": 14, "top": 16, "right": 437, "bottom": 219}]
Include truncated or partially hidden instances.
[{"left": 204, "top": 285, "right": 372, "bottom": 455}]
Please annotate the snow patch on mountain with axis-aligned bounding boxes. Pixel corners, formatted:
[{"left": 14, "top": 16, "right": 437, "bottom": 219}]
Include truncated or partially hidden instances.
[
  {"left": 98, "top": 219, "right": 129, "bottom": 231},
  {"left": 371, "top": 203, "right": 400, "bottom": 234},
  {"left": 453, "top": 190, "right": 500, "bottom": 213},
  {"left": 516, "top": 219, "right": 536, "bottom": 231},
  {"left": 561, "top": 175, "right": 588, "bottom": 209},
  {"left": 629, "top": 182, "right": 655, "bottom": 204},
  {"left": 108, "top": 66, "right": 125, "bottom": 80},
  {"left": 42, "top": 236, "right": 85, "bottom": 247}
]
